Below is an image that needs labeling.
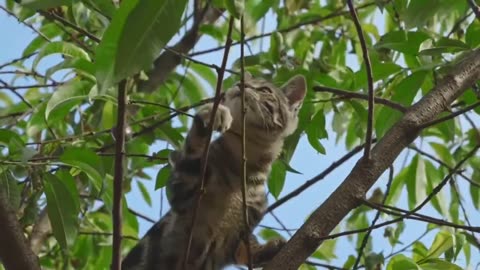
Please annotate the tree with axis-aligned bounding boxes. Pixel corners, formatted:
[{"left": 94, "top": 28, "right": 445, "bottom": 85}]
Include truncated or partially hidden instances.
[{"left": 0, "top": 0, "right": 479, "bottom": 269}]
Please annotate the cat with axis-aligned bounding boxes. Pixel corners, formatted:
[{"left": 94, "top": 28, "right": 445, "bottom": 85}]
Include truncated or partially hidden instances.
[{"left": 122, "top": 73, "right": 306, "bottom": 270}]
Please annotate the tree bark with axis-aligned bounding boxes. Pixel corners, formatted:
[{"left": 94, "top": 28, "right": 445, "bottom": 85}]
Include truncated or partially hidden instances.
[
  {"left": 264, "top": 49, "right": 480, "bottom": 270},
  {"left": 0, "top": 191, "right": 40, "bottom": 270}
]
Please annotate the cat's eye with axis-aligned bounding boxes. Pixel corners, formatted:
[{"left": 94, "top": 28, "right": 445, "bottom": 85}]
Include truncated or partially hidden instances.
[{"left": 258, "top": 87, "right": 272, "bottom": 93}]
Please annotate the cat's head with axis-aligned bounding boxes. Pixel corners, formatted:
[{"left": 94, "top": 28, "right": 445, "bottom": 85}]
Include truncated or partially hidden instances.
[{"left": 222, "top": 74, "right": 306, "bottom": 140}]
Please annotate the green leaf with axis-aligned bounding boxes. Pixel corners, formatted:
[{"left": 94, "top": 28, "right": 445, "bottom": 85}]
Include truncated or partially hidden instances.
[
  {"left": 81, "top": 0, "right": 117, "bottom": 18},
  {"left": 60, "top": 147, "right": 105, "bottom": 192},
  {"left": 45, "top": 58, "right": 96, "bottom": 81},
  {"left": 136, "top": 181, "right": 152, "bottom": 206},
  {"left": 386, "top": 254, "right": 419, "bottom": 270},
  {"left": 376, "top": 71, "right": 427, "bottom": 137},
  {"left": 45, "top": 80, "right": 93, "bottom": 121},
  {"left": 404, "top": 0, "right": 442, "bottom": 29},
  {"left": 155, "top": 165, "right": 171, "bottom": 189},
  {"left": 470, "top": 170, "right": 480, "bottom": 210},
  {"left": 413, "top": 241, "right": 428, "bottom": 261},
  {"left": 0, "top": 129, "right": 24, "bottom": 155},
  {"left": 354, "top": 61, "right": 402, "bottom": 91},
  {"left": 421, "top": 231, "right": 454, "bottom": 262},
  {"left": 305, "top": 109, "right": 327, "bottom": 154},
  {"left": 190, "top": 62, "right": 217, "bottom": 90},
  {"left": 424, "top": 160, "right": 449, "bottom": 217},
  {"left": 97, "top": 0, "right": 188, "bottom": 89},
  {"left": 0, "top": 170, "right": 21, "bottom": 210},
  {"left": 44, "top": 173, "right": 80, "bottom": 249},
  {"left": 248, "top": 0, "right": 275, "bottom": 21},
  {"left": 23, "top": 23, "right": 62, "bottom": 56},
  {"left": 419, "top": 38, "right": 470, "bottom": 56},
  {"left": 364, "top": 252, "right": 385, "bottom": 270},
  {"left": 405, "top": 155, "right": 419, "bottom": 209},
  {"left": 95, "top": 0, "right": 138, "bottom": 92},
  {"left": 418, "top": 259, "right": 462, "bottom": 270},
  {"left": 269, "top": 32, "right": 283, "bottom": 62},
  {"left": 374, "top": 31, "right": 430, "bottom": 55},
  {"left": 466, "top": 20, "right": 480, "bottom": 48},
  {"left": 19, "top": 0, "right": 72, "bottom": 9},
  {"left": 429, "top": 142, "right": 454, "bottom": 167},
  {"left": 311, "top": 239, "right": 337, "bottom": 261},
  {"left": 225, "top": 0, "right": 244, "bottom": 18},
  {"left": 33, "top": 41, "right": 90, "bottom": 69},
  {"left": 258, "top": 228, "right": 283, "bottom": 241},
  {"left": 268, "top": 160, "right": 287, "bottom": 199}
]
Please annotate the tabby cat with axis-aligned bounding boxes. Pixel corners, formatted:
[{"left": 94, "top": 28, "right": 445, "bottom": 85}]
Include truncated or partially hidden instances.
[{"left": 122, "top": 74, "right": 306, "bottom": 270}]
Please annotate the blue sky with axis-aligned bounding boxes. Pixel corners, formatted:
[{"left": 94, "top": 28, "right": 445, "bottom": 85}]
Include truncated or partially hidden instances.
[{"left": 1, "top": 2, "right": 479, "bottom": 269}]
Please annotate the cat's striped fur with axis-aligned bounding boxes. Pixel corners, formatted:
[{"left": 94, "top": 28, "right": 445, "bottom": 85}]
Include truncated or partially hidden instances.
[{"left": 122, "top": 74, "right": 306, "bottom": 270}]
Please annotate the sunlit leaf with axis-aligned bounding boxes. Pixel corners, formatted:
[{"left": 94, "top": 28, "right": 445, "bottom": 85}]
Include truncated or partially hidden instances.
[
  {"left": 386, "top": 254, "right": 419, "bottom": 270},
  {"left": 60, "top": 147, "right": 105, "bottom": 192},
  {"left": 96, "top": 0, "right": 188, "bottom": 90},
  {"left": 33, "top": 41, "right": 90, "bottom": 69},
  {"left": 45, "top": 80, "right": 93, "bottom": 120}
]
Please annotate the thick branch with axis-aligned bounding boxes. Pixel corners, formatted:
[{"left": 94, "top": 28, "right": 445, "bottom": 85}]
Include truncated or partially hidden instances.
[
  {"left": 0, "top": 191, "right": 40, "bottom": 270},
  {"left": 264, "top": 49, "right": 480, "bottom": 270}
]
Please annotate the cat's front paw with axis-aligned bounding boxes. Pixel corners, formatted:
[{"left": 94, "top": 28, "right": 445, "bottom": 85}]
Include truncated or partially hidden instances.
[{"left": 197, "top": 103, "right": 232, "bottom": 133}]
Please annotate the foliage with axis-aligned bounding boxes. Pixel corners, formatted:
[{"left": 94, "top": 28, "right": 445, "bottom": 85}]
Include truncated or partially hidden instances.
[{"left": 0, "top": 0, "right": 479, "bottom": 269}]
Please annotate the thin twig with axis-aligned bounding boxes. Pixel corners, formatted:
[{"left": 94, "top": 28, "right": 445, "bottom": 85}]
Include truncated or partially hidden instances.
[
  {"left": 0, "top": 5, "right": 51, "bottom": 42},
  {"left": 267, "top": 140, "right": 374, "bottom": 213},
  {"left": 447, "top": 11, "right": 473, "bottom": 37},
  {"left": 164, "top": 47, "right": 238, "bottom": 75},
  {"left": 419, "top": 101, "right": 480, "bottom": 129},
  {"left": 313, "top": 86, "right": 407, "bottom": 113},
  {"left": 128, "top": 208, "right": 155, "bottom": 223},
  {"left": 183, "top": 17, "right": 235, "bottom": 269},
  {"left": 38, "top": 10, "right": 101, "bottom": 42},
  {"left": 352, "top": 166, "right": 394, "bottom": 269},
  {"left": 467, "top": 0, "right": 480, "bottom": 21},
  {"left": 409, "top": 145, "right": 479, "bottom": 214},
  {"left": 362, "top": 200, "right": 480, "bottom": 232},
  {"left": 408, "top": 145, "right": 480, "bottom": 188},
  {"left": 189, "top": 0, "right": 387, "bottom": 57},
  {"left": 347, "top": 0, "right": 375, "bottom": 160},
  {"left": 129, "top": 99, "right": 195, "bottom": 118},
  {"left": 387, "top": 230, "right": 429, "bottom": 258},
  {"left": 0, "top": 83, "right": 62, "bottom": 90},
  {"left": 0, "top": 52, "right": 37, "bottom": 70},
  {"left": 239, "top": 15, "right": 253, "bottom": 270},
  {"left": 0, "top": 81, "right": 34, "bottom": 109},
  {"left": 111, "top": 80, "right": 128, "bottom": 270},
  {"left": 79, "top": 231, "right": 138, "bottom": 241}
]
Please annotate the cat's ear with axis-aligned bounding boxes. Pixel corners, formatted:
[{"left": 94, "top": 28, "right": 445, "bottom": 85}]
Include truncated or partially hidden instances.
[
  {"left": 281, "top": 75, "right": 306, "bottom": 107},
  {"left": 244, "top": 72, "right": 253, "bottom": 81}
]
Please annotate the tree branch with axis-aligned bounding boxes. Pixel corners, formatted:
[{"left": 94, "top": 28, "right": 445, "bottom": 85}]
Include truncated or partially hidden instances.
[
  {"left": 347, "top": 0, "right": 374, "bottom": 160},
  {"left": 183, "top": 17, "right": 234, "bottom": 268},
  {"left": 313, "top": 86, "right": 407, "bottom": 112},
  {"left": 0, "top": 190, "right": 40, "bottom": 270},
  {"left": 467, "top": 0, "right": 480, "bottom": 21},
  {"left": 264, "top": 49, "right": 480, "bottom": 270},
  {"left": 111, "top": 79, "right": 128, "bottom": 270}
]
